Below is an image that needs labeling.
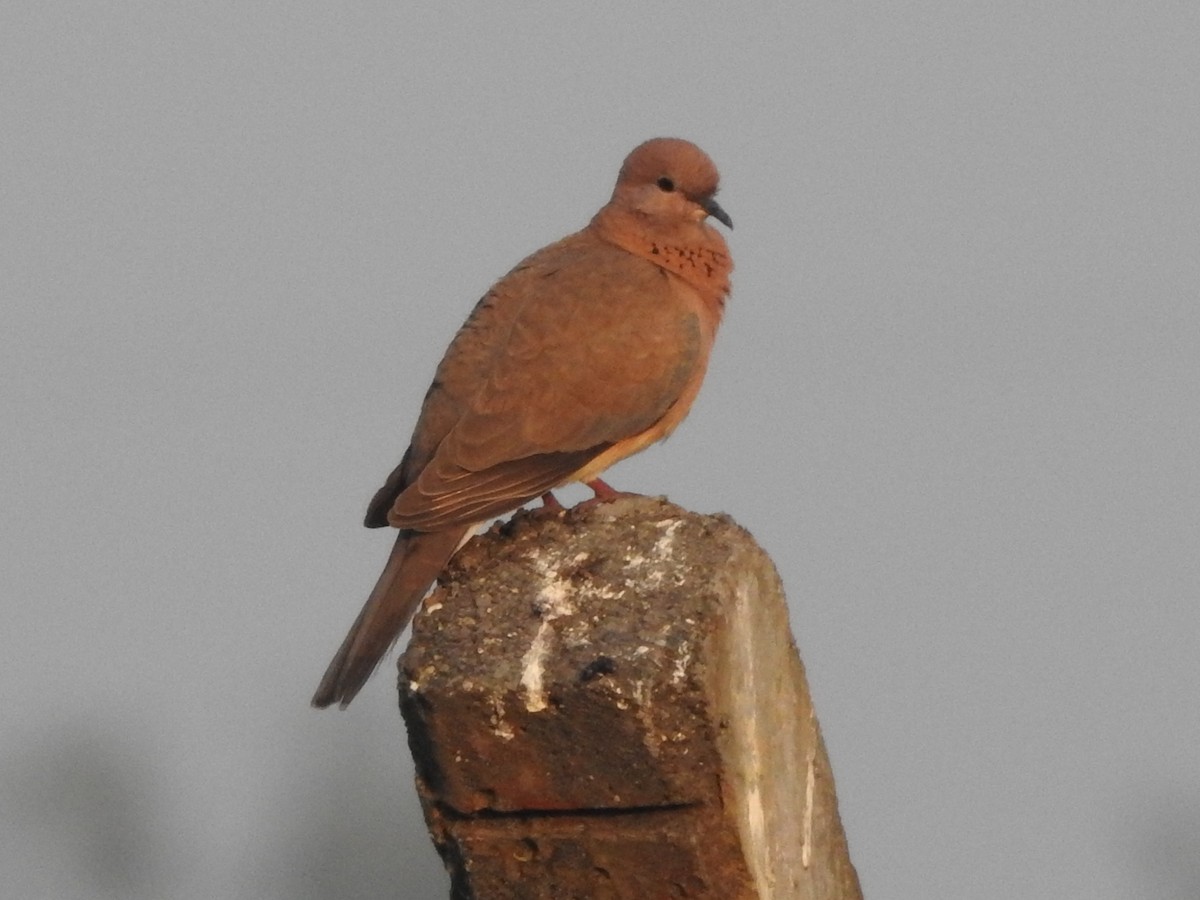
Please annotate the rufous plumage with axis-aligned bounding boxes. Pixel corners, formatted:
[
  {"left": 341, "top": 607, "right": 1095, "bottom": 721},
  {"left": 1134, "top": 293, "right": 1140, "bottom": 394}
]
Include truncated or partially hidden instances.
[{"left": 313, "top": 138, "right": 733, "bottom": 708}]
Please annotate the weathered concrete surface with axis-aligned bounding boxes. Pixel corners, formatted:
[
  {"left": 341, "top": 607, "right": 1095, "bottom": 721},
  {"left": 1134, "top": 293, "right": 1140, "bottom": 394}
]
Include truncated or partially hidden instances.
[{"left": 399, "top": 496, "right": 861, "bottom": 899}]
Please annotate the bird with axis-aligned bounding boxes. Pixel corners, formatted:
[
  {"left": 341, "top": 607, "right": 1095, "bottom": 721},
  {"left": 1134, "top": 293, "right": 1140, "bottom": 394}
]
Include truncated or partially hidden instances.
[{"left": 312, "top": 137, "right": 733, "bottom": 709}]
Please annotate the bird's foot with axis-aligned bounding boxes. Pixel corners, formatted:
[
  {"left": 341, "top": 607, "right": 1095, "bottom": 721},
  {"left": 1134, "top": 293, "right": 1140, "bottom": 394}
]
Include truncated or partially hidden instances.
[
  {"left": 574, "top": 478, "right": 642, "bottom": 512},
  {"left": 526, "top": 490, "right": 565, "bottom": 519}
]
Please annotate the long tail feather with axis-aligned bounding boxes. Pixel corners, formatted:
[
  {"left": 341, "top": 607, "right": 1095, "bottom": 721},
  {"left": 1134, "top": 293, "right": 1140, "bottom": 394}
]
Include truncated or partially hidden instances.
[{"left": 312, "top": 527, "right": 467, "bottom": 709}]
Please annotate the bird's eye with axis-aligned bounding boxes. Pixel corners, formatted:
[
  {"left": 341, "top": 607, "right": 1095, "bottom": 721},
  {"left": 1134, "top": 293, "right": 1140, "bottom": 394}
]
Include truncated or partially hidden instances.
[{"left": 656, "top": 177, "right": 675, "bottom": 192}]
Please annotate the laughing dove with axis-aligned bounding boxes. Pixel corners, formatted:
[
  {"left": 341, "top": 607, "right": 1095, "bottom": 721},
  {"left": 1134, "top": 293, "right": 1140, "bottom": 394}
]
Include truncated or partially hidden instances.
[{"left": 313, "top": 138, "right": 733, "bottom": 708}]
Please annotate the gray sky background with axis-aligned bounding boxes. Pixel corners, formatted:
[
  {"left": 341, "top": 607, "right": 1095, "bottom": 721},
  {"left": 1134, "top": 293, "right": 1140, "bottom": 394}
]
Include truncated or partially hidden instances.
[{"left": 3, "top": 3, "right": 1198, "bottom": 898}]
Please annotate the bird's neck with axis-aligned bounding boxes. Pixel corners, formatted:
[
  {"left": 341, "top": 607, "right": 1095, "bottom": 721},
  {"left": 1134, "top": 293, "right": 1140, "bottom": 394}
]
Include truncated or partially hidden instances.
[{"left": 590, "top": 208, "right": 732, "bottom": 314}]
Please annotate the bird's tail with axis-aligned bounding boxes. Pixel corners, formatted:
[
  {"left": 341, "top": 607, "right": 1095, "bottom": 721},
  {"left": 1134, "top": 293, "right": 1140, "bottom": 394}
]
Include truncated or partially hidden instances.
[{"left": 312, "top": 527, "right": 467, "bottom": 709}]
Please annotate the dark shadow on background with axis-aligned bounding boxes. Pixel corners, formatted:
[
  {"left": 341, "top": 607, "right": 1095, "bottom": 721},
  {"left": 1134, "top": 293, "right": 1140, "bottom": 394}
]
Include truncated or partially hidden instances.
[
  {"left": 2, "top": 724, "right": 168, "bottom": 899},
  {"left": 282, "top": 733, "right": 449, "bottom": 900}
]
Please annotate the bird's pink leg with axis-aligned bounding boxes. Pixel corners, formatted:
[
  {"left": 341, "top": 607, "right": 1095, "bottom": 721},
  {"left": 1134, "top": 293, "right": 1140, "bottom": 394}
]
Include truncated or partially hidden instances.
[
  {"left": 573, "top": 478, "right": 642, "bottom": 511},
  {"left": 539, "top": 491, "right": 564, "bottom": 511},
  {"left": 586, "top": 478, "right": 622, "bottom": 502}
]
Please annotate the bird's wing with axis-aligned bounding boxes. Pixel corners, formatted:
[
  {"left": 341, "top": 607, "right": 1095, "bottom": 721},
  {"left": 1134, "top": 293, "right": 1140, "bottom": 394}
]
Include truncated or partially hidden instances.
[{"left": 383, "top": 236, "right": 705, "bottom": 532}]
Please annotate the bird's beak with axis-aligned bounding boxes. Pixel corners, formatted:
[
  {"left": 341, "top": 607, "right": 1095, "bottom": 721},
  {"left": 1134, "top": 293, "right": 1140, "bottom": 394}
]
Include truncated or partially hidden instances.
[{"left": 703, "top": 197, "right": 733, "bottom": 230}]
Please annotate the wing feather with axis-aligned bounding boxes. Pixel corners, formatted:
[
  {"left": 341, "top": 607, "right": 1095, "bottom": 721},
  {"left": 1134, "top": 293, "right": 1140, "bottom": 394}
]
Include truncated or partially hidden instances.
[{"left": 371, "top": 233, "right": 704, "bottom": 531}]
